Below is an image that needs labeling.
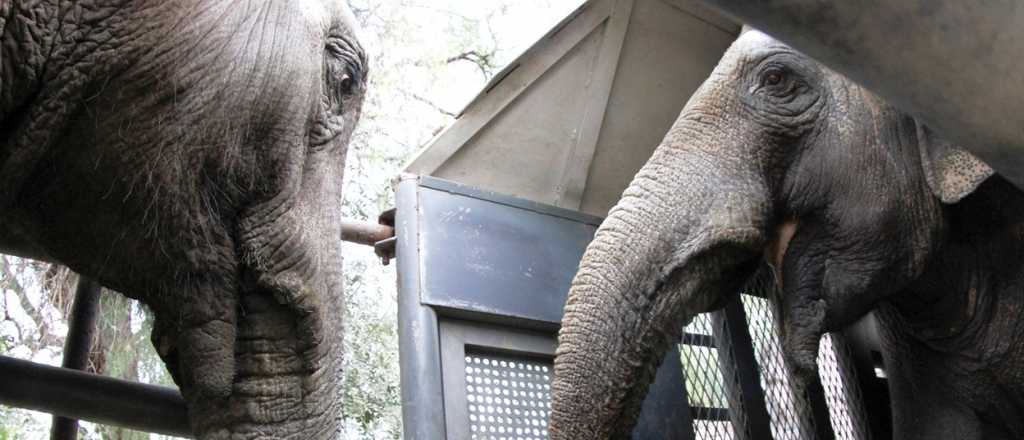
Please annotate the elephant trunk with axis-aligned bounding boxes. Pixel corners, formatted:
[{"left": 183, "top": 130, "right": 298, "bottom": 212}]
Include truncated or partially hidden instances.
[{"left": 550, "top": 118, "right": 771, "bottom": 438}]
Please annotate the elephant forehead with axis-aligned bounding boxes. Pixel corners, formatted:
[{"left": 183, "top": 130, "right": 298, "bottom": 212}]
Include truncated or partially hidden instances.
[
  {"left": 726, "top": 30, "right": 803, "bottom": 65},
  {"left": 736, "top": 30, "right": 789, "bottom": 52},
  {"left": 290, "top": 0, "right": 330, "bottom": 30},
  {"left": 291, "top": 0, "right": 363, "bottom": 37}
]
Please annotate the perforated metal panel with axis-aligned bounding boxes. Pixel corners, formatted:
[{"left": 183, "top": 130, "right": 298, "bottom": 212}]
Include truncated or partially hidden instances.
[{"left": 465, "top": 351, "right": 553, "bottom": 440}]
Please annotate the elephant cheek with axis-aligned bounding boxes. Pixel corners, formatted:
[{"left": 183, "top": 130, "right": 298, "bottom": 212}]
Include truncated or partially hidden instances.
[{"left": 766, "top": 219, "right": 798, "bottom": 289}]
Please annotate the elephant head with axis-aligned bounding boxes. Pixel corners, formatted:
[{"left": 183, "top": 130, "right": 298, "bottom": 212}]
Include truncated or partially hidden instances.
[
  {"left": 550, "top": 30, "right": 994, "bottom": 438},
  {"left": 1, "top": 1, "right": 366, "bottom": 438}
]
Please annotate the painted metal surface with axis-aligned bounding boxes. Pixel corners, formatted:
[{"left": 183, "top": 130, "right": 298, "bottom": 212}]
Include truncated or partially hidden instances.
[
  {"left": 406, "top": 0, "right": 740, "bottom": 216},
  {"left": 0, "top": 356, "right": 190, "bottom": 437},
  {"left": 395, "top": 175, "right": 448, "bottom": 440},
  {"left": 416, "top": 176, "right": 600, "bottom": 326},
  {"left": 395, "top": 175, "right": 695, "bottom": 439},
  {"left": 50, "top": 277, "right": 103, "bottom": 440}
]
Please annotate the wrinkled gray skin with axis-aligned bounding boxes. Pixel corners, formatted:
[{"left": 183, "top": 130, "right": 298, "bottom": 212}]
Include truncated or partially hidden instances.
[
  {"left": 1, "top": 1, "right": 366, "bottom": 438},
  {"left": 551, "top": 30, "right": 1024, "bottom": 440}
]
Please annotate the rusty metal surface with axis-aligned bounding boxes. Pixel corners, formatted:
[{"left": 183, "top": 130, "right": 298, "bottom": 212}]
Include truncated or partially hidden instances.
[{"left": 340, "top": 218, "right": 395, "bottom": 246}]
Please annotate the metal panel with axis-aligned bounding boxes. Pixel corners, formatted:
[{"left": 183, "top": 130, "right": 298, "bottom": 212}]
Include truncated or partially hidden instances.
[
  {"left": 578, "top": 0, "right": 738, "bottom": 215},
  {"left": 396, "top": 175, "right": 448, "bottom": 440},
  {"left": 439, "top": 319, "right": 556, "bottom": 440},
  {"left": 397, "top": 176, "right": 885, "bottom": 438},
  {"left": 406, "top": 0, "right": 741, "bottom": 217},
  {"left": 438, "top": 319, "right": 693, "bottom": 440},
  {"left": 554, "top": 0, "right": 636, "bottom": 209},
  {"left": 416, "top": 177, "right": 600, "bottom": 326},
  {"left": 432, "top": 14, "right": 609, "bottom": 204},
  {"left": 407, "top": 0, "right": 613, "bottom": 179},
  {"left": 399, "top": 176, "right": 694, "bottom": 438}
]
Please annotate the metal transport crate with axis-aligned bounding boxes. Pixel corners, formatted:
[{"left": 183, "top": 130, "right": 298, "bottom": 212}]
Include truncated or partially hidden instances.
[{"left": 394, "top": 175, "right": 889, "bottom": 439}]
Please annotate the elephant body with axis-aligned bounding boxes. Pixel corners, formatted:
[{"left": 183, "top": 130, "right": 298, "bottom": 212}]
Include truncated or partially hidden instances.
[
  {"left": 550, "top": 30, "right": 1024, "bottom": 440},
  {"left": 876, "top": 180, "right": 1024, "bottom": 440},
  {"left": 1, "top": 1, "right": 366, "bottom": 438}
]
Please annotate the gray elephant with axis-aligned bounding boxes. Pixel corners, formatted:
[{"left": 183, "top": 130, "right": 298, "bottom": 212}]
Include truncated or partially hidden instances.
[
  {"left": 550, "top": 30, "right": 1024, "bottom": 440},
  {"left": 1, "top": 1, "right": 365, "bottom": 438}
]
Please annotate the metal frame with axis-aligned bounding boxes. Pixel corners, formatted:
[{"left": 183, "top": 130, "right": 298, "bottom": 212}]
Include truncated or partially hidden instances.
[
  {"left": 50, "top": 277, "right": 103, "bottom": 440},
  {"left": 393, "top": 174, "right": 887, "bottom": 439},
  {"left": 711, "top": 297, "right": 774, "bottom": 439},
  {"left": 0, "top": 356, "right": 190, "bottom": 437},
  {"left": 439, "top": 319, "right": 556, "bottom": 439},
  {"left": 394, "top": 174, "right": 695, "bottom": 439}
]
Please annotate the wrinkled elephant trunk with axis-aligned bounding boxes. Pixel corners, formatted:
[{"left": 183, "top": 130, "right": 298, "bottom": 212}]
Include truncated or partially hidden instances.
[
  {"left": 182, "top": 276, "right": 345, "bottom": 439},
  {"left": 549, "top": 118, "right": 771, "bottom": 438}
]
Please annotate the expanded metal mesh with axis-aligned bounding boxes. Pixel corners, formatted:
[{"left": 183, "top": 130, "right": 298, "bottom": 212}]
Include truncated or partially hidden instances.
[
  {"left": 680, "top": 313, "right": 736, "bottom": 439},
  {"left": 458, "top": 302, "right": 870, "bottom": 440},
  {"left": 464, "top": 351, "right": 552, "bottom": 440},
  {"left": 742, "top": 294, "right": 819, "bottom": 440},
  {"left": 677, "top": 289, "right": 876, "bottom": 440},
  {"left": 819, "top": 334, "right": 871, "bottom": 440}
]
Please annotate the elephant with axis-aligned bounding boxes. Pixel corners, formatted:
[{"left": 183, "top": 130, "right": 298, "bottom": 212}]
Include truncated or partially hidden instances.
[
  {"left": 550, "top": 29, "right": 1024, "bottom": 440},
  {"left": 1, "top": 1, "right": 366, "bottom": 438}
]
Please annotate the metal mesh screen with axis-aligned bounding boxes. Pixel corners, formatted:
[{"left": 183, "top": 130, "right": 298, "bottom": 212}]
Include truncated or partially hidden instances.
[
  {"left": 742, "top": 294, "right": 818, "bottom": 440},
  {"left": 819, "top": 334, "right": 871, "bottom": 440},
  {"left": 680, "top": 313, "right": 737, "bottom": 439},
  {"left": 677, "top": 293, "right": 878, "bottom": 440},
  {"left": 464, "top": 351, "right": 552, "bottom": 440}
]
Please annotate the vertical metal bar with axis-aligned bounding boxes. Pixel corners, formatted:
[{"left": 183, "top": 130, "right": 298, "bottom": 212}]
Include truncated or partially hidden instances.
[
  {"left": 711, "top": 296, "right": 772, "bottom": 439},
  {"left": 633, "top": 346, "right": 697, "bottom": 440},
  {"left": 395, "top": 174, "right": 447, "bottom": 440},
  {"left": 802, "top": 371, "right": 838, "bottom": 440},
  {"left": 841, "top": 314, "right": 893, "bottom": 440},
  {"left": 50, "top": 276, "right": 102, "bottom": 440}
]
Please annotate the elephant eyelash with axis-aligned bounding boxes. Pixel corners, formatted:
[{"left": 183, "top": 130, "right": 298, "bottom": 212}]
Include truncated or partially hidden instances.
[{"left": 324, "top": 39, "right": 367, "bottom": 97}]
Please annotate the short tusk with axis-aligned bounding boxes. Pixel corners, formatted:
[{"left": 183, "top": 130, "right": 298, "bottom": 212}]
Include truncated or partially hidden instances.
[{"left": 766, "top": 220, "right": 798, "bottom": 288}]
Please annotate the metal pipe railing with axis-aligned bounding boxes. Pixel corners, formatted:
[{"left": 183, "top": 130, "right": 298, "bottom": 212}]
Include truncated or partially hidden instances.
[
  {"left": 702, "top": 0, "right": 1024, "bottom": 189},
  {"left": 0, "top": 355, "right": 191, "bottom": 437},
  {"left": 2, "top": 215, "right": 395, "bottom": 438},
  {"left": 50, "top": 277, "right": 103, "bottom": 440},
  {"left": 340, "top": 218, "right": 395, "bottom": 247}
]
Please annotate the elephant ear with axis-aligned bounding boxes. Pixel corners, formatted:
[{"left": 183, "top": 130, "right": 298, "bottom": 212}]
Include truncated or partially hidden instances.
[{"left": 917, "top": 124, "right": 994, "bottom": 204}]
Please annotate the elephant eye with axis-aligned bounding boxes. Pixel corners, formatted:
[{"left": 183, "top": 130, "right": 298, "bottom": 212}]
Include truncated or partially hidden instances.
[
  {"left": 760, "top": 68, "right": 787, "bottom": 88},
  {"left": 339, "top": 74, "right": 354, "bottom": 95}
]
